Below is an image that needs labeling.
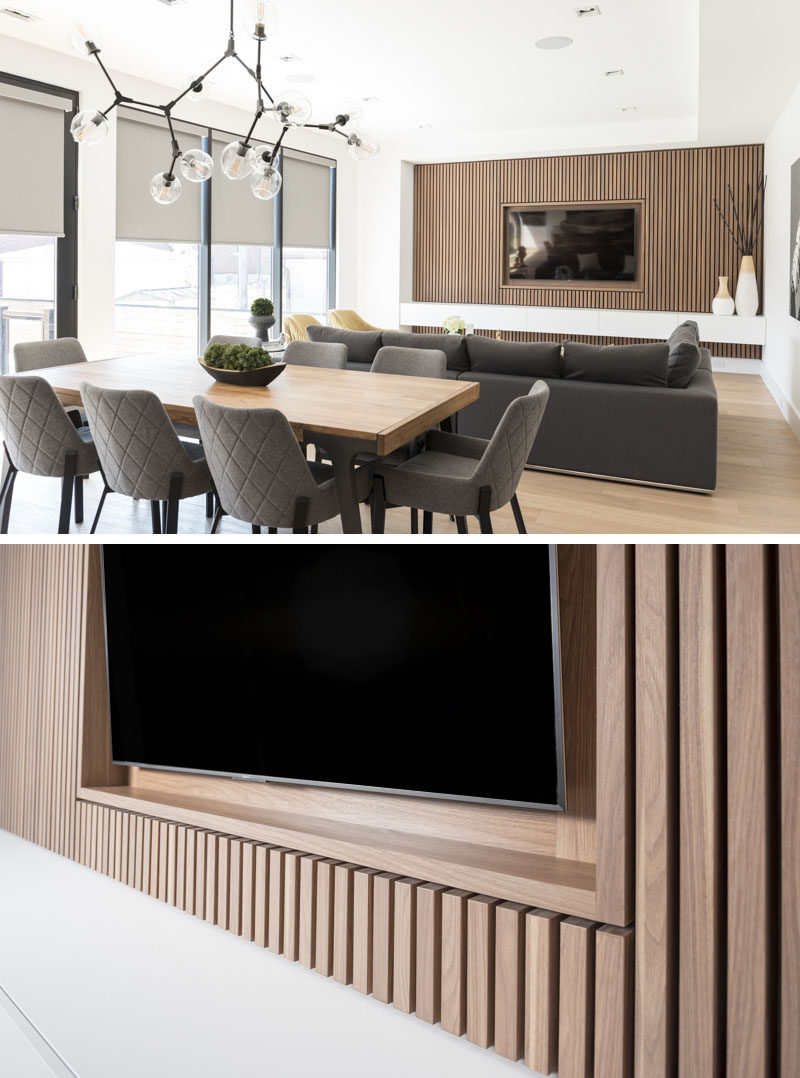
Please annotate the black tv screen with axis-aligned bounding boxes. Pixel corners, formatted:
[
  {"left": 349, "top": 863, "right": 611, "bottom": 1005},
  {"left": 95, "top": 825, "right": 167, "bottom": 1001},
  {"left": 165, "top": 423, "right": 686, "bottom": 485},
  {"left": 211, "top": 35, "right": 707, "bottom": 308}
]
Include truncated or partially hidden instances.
[
  {"left": 101, "top": 546, "right": 565, "bottom": 811},
  {"left": 506, "top": 203, "right": 638, "bottom": 283}
]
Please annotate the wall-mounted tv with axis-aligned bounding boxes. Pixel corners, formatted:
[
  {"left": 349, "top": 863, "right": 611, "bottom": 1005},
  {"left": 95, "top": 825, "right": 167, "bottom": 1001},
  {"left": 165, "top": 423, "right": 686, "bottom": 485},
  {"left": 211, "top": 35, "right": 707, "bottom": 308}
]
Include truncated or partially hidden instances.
[
  {"left": 101, "top": 546, "right": 566, "bottom": 811},
  {"left": 504, "top": 201, "right": 640, "bottom": 287}
]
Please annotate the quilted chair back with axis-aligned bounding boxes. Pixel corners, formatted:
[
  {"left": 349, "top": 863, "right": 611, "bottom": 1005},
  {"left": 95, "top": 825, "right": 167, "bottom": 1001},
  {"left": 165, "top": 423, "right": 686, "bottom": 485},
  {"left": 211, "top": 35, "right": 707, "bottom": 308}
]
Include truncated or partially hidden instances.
[
  {"left": 82, "top": 383, "right": 200, "bottom": 501},
  {"left": 371, "top": 346, "right": 446, "bottom": 379},
  {"left": 0, "top": 375, "right": 97, "bottom": 478},
  {"left": 194, "top": 396, "right": 322, "bottom": 528},
  {"left": 13, "top": 337, "right": 88, "bottom": 373},
  {"left": 475, "top": 381, "right": 550, "bottom": 511},
  {"left": 284, "top": 341, "right": 347, "bottom": 369}
]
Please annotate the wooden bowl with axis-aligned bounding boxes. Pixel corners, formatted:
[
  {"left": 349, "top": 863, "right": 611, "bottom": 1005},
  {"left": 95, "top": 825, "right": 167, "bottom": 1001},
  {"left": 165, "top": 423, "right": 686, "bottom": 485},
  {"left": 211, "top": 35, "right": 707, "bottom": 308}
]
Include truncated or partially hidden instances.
[{"left": 197, "top": 357, "right": 287, "bottom": 388}]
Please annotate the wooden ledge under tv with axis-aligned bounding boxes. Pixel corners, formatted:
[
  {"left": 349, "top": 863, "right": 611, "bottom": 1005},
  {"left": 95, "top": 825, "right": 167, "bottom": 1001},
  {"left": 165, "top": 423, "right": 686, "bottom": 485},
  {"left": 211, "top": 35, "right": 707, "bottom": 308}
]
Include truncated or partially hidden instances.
[{"left": 78, "top": 547, "right": 634, "bottom": 927}]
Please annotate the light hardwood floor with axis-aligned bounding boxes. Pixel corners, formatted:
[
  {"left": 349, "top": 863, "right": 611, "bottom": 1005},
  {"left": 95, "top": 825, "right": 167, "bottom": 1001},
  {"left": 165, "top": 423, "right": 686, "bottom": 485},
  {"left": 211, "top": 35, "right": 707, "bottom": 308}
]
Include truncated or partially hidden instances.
[{"left": 3, "top": 373, "right": 799, "bottom": 536}]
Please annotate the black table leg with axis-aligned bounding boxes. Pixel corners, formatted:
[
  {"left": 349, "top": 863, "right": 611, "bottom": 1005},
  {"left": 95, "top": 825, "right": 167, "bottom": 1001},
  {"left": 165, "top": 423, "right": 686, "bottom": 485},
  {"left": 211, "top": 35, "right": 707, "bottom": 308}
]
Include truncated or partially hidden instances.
[{"left": 307, "top": 433, "right": 374, "bottom": 536}]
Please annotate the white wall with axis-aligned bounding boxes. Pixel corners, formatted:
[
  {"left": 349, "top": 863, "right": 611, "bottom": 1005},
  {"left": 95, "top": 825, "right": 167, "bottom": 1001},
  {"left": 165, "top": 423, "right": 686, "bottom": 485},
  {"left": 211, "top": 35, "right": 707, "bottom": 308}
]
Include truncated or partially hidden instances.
[
  {"left": 0, "top": 35, "right": 359, "bottom": 360},
  {"left": 763, "top": 77, "right": 800, "bottom": 438}
]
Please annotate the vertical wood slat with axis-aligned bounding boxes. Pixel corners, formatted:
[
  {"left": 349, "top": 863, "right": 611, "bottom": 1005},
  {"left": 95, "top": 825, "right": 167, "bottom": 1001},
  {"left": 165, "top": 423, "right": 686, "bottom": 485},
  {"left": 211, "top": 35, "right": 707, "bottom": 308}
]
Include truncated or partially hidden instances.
[
  {"left": 726, "top": 546, "right": 774, "bottom": 1078},
  {"left": 239, "top": 842, "right": 257, "bottom": 942},
  {"left": 779, "top": 547, "right": 800, "bottom": 1078},
  {"left": 441, "top": 889, "right": 471, "bottom": 1037},
  {"left": 493, "top": 902, "right": 527, "bottom": 1061},
  {"left": 283, "top": 851, "right": 303, "bottom": 960},
  {"left": 268, "top": 847, "right": 287, "bottom": 954},
  {"left": 634, "top": 545, "right": 678, "bottom": 1078},
  {"left": 333, "top": 863, "right": 356, "bottom": 985},
  {"left": 353, "top": 868, "right": 379, "bottom": 995},
  {"left": 525, "top": 909, "right": 562, "bottom": 1076},
  {"left": 415, "top": 883, "right": 446, "bottom": 1024},
  {"left": 314, "top": 859, "right": 338, "bottom": 977},
  {"left": 467, "top": 895, "right": 500, "bottom": 1048},
  {"left": 228, "top": 838, "right": 243, "bottom": 936},
  {"left": 595, "top": 925, "right": 634, "bottom": 1078},
  {"left": 253, "top": 844, "right": 269, "bottom": 948},
  {"left": 393, "top": 878, "right": 421, "bottom": 1014},
  {"left": 679, "top": 545, "right": 723, "bottom": 1076},
  {"left": 298, "top": 855, "right": 323, "bottom": 968},
  {"left": 559, "top": 917, "right": 597, "bottom": 1078},
  {"left": 373, "top": 873, "right": 400, "bottom": 1004}
]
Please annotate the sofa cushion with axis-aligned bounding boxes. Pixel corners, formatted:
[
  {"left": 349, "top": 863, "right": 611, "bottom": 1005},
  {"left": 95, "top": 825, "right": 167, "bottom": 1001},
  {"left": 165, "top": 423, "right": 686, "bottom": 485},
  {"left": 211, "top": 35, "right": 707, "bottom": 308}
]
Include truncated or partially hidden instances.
[
  {"left": 563, "top": 341, "right": 669, "bottom": 388},
  {"left": 381, "top": 330, "right": 469, "bottom": 373},
  {"left": 307, "top": 325, "right": 383, "bottom": 366},
  {"left": 667, "top": 320, "right": 702, "bottom": 388},
  {"left": 465, "top": 335, "right": 562, "bottom": 378}
]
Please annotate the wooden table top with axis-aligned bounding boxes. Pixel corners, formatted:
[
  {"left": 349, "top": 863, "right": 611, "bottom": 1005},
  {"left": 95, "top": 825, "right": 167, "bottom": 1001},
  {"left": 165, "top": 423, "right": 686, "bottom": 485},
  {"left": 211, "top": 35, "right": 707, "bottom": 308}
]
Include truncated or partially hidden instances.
[{"left": 32, "top": 354, "right": 480, "bottom": 457}]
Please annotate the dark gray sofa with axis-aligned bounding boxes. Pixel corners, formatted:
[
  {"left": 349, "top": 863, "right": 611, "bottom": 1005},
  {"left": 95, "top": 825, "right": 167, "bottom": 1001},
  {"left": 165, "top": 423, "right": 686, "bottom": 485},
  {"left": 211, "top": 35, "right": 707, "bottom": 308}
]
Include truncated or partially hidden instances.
[{"left": 306, "top": 322, "right": 718, "bottom": 492}]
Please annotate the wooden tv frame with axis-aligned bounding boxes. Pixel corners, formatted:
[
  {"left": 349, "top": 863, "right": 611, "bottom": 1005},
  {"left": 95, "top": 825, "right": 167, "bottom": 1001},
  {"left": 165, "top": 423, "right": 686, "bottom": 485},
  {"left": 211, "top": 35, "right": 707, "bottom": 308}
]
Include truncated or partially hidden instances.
[{"left": 79, "top": 547, "right": 634, "bottom": 927}]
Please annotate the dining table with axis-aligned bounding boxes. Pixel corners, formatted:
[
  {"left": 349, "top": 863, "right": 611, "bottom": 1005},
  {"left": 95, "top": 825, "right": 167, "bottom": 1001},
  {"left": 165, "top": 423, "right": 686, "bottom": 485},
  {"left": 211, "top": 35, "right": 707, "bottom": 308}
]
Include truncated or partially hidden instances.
[{"left": 26, "top": 353, "right": 481, "bottom": 534}]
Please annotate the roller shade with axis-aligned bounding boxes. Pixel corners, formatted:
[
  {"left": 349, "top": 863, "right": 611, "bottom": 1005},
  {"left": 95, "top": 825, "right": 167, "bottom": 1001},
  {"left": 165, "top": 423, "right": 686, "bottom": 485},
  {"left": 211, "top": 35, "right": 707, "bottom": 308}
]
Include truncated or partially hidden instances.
[
  {"left": 0, "top": 95, "right": 66, "bottom": 236},
  {"left": 116, "top": 113, "right": 202, "bottom": 243},
  {"left": 211, "top": 138, "right": 274, "bottom": 246},
  {"left": 282, "top": 153, "right": 333, "bottom": 249}
]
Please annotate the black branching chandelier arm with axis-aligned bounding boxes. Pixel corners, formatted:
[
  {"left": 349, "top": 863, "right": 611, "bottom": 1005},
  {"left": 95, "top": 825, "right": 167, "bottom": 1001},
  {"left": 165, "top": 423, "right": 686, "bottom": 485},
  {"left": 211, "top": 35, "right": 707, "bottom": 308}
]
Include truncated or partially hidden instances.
[{"left": 68, "top": 0, "right": 379, "bottom": 206}]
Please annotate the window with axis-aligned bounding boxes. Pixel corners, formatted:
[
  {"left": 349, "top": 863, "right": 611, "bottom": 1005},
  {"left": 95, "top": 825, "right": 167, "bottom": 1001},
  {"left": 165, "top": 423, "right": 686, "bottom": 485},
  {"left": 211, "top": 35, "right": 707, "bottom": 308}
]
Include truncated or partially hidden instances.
[
  {"left": 114, "top": 242, "right": 200, "bottom": 357},
  {"left": 210, "top": 245, "right": 273, "bottom": 339},
  {"left": 0, "top": 235, "right": 57, "bottom": 372},
  {"left": 282, "top": 247, "right": 330, "bottom": 324},
  {"left": 280, "top": 153, "right": 334, "bottom": 327}
]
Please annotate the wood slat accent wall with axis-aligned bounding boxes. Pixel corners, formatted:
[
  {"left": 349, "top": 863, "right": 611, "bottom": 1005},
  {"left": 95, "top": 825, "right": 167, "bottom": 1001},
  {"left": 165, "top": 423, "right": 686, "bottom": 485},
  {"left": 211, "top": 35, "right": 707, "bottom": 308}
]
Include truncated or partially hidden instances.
[
  {"left": 0, "top": 544, "right": 796, "bottom": 1078},
  {"left": 413, "top": 145, "right": 765, "bottom": 316}
]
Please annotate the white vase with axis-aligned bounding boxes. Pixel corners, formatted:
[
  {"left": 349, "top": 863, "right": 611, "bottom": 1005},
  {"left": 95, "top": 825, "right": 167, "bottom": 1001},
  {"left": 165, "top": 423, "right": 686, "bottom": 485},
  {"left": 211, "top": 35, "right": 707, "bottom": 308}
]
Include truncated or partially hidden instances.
[
  {"left": 734, "top": 256, "right": 759, "bottom": 317},
  {"left": 712, "top": 276, "right": 735, "bottom": 316}
]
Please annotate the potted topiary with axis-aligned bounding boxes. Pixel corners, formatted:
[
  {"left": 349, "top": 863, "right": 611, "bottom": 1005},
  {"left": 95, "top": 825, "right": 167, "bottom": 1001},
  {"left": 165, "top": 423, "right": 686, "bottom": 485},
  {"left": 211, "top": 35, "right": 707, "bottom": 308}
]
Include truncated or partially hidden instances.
[
  {"left": 199, "top": 341, "right": 285, "bottom": 387},
  {"left": 249, "top": 297, "right": 276, "bottom": 342}
]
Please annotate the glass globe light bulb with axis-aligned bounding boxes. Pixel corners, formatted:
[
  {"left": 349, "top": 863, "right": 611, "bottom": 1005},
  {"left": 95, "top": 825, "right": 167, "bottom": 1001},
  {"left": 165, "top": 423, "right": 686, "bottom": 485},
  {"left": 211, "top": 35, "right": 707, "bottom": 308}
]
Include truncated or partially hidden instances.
[
  {"left": 347, "top": 131, "right": 379, "bottom": 162},
  {"left": 149, "top": 172, "right": 182, "bottom": 205},
  {"left": 70, "top": 109, "right": 109, "bottom": 146},
  {"left": 248, "top": 145, "right": 275, "bottom": 175},
  {"left": 334, "top": 100, "right": 365, "bottom": 131},
  {"left": 273, "top": 90, "right": 312, "bottom": 129},
  {"left": 221, "top": 140, "right": 255, "bottom": 181},
  {"left": 240, "top": 0, "right": 279, "bottom": 40},
  {"left": 250, "top": 165, "right": 282, "bottom": 201},
  {"left": 68, "top": 17, "right": 101, "bottom": 56},
  {"left": 180, "top": 149, "right": 214, "bottom": 183}
]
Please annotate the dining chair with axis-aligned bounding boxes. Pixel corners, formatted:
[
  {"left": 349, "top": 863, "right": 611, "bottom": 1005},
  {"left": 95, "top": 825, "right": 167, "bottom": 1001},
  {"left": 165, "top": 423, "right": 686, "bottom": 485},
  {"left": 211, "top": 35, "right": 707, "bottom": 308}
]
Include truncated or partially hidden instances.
[
  {"left": 284, "top": 341, "right": 347, "bottom": 369},
  {"left": 207, "top": 334, "right": 262, "bottom": 349},
  {"left": 328, "top": 310, "right": 383, "bottom": 333},
  {"left": 81, "top": 383, "right": 214, "bottom": 534},
  {"left": 283, "top": 314, "right": 321, "bottom": 343},
  {"left": 194, "top": 396, "right": 373, "bottom": 535},
  {"left": 0, "top": 374, "right": 100, "bottom": 533},
  {"left": 370, "top": 345, "right": 446, "bottom": 379},
  {"left": 371, "top": 382, "right": 550, "bottom": 535},
  {"left": 13, "top": 337, "right": 89, "bottom": 428}
]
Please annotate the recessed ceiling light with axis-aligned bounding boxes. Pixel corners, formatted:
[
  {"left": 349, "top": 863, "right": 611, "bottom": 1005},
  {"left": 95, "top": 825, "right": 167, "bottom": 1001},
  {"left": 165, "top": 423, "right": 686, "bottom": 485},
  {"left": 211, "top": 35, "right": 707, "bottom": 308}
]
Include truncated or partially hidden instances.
[
  {"left": 157, "top": 0, "right": 188, "bottom": 6},
  {"left": 604, "top": 69, "right": 624, "bottom": 78},
  {"left": 535, "top": 36, "right": 574, "bottom": 50},
  {"left": 620, "top": 105, "right": 638, "bottom": 112},
  {"left": 1, "top": 6, "right": 40, "bottom": 20},
  {"left": 280, "top": 54, "right": 302, "bottom": 63},
  {"left": 286, "top": 72, "right": 315, "bottom": 85},
  {"left": 575, "top": 5, "right": 601, "bottom": 16},
  {"left": 362, "top": 96, "right": 380, "bottom": 103},
  {"left": 419, "top": 123, "right": 433, "bottom": 130}
]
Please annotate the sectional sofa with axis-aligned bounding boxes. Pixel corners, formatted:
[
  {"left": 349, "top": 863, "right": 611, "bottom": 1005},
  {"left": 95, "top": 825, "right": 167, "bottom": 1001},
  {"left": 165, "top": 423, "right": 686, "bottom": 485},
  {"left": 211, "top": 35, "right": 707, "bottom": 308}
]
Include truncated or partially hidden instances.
[{"left": 307, "top": 321, "right": 719, "bottom": 492}]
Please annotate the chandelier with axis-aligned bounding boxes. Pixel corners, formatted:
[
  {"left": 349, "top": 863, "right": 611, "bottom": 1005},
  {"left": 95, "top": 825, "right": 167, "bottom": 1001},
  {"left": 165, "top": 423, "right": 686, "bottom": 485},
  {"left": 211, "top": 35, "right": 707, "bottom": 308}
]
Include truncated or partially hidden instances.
[{"left": 68, "top": 0, "right": 379, "bottom": 205}]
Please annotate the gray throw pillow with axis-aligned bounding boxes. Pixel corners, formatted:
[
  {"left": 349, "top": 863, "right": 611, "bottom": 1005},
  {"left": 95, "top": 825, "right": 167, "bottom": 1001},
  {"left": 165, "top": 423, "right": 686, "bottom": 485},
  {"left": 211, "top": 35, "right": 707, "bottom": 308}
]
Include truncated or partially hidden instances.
[
  {"left": 667, "top": 320, "right": 702, "bottom": 388},
  {"left": 307, "top": 325, "right": 383, "bottom": 366},
  {"left": 563, "top": 341, "right": 670, "bottom": 387},
  {"left": 465, "top": 335, "right": 562, "bottom": 378},
  {"left": 381, "top": 330, "right": 469, "bottom": 373}
]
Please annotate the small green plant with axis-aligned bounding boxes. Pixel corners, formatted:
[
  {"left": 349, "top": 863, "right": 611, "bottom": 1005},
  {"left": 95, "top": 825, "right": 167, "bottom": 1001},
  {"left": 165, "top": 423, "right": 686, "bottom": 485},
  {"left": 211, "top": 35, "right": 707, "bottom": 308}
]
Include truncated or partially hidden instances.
[
  {"left": 250, "top": 297, "right": 274, "bottom": 318},
  {"left": 203, "top": 342, "right": 271, "bottom": 372}
]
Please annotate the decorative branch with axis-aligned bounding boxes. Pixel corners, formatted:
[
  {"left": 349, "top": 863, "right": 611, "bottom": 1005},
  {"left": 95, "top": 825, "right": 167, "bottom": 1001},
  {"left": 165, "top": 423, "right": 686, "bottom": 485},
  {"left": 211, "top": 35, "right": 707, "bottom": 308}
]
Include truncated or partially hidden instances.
[{"left": 714, "top": 173, "right": 767, "bottom": 256}]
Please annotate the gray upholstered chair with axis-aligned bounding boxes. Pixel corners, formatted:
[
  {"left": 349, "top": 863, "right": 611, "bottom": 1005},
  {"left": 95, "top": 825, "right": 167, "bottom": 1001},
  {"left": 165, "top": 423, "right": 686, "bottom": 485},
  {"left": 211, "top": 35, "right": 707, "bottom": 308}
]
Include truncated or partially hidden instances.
[
  {"left": 193, "top": 395, "right": 373, "bottom": 534},
  {"left": 372, "top": 382, "right": 550, "bottom": 535},
  {"left": 370, "top": 345, "right": 446, "bottom": 379},
  {"left": 207, "top": 334, "right": 262, "bottom": 349},
  {"left": 284, "top": 340, "right": 347, "bottom": 369},
  {"left": 81, "top": 383, "right": 213, "bottom": 534},
  {"left": 13, "top": 337, "right": 89, "bottom": 428},
  {"left": 0, "top": 375, "right": 100, "bottom": 533}
]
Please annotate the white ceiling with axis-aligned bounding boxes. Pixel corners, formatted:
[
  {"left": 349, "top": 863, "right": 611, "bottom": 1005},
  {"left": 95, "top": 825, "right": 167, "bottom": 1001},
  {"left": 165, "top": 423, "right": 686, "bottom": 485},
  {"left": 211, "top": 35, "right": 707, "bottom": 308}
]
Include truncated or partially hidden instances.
[{"left": 0, "top": 0, "right": 798, "bottom": 148}]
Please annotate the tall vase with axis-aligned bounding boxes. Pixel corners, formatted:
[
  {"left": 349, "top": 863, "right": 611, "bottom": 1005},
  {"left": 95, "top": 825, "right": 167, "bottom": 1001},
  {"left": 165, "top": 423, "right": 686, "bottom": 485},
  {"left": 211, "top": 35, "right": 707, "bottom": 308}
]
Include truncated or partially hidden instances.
[
  {"left": 712, "top": 276, "right": 735, "bottom": 316},
  {"left": 735, "top": 256, "right": 759, "bottom": 317}
]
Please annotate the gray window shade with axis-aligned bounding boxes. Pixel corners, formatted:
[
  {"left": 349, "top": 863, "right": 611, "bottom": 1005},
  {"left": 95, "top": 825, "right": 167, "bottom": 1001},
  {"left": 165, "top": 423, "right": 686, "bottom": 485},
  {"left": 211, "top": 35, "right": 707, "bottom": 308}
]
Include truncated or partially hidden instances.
[
  {"left": 211, "top": 139, "right": 274, "bottom": 246},
  {"left": 0, "top": 96, "right": 65, "bottom": 236},
  {"left": 282, "top": 155, "right": 332, "bottom": 249},
  {"left": 116, "top": 115, "right": 202, "bottom": 243}
]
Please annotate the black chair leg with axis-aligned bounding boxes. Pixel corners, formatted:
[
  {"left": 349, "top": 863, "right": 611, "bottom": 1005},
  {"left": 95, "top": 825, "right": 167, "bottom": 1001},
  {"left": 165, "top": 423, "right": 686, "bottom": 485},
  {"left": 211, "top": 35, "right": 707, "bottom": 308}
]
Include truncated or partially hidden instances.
[
  {"left": 423, "top": 511, "right": 433, "bottom": 534},
  {"left": 0, "top": 463, "right": 18, "bottom": 535},
  {"left": 74, "top": 475, "right": 85, "bottom": 525},
  {"left": 372, "top": 476, "right": 387, "bottom": 534},
  {"left": 165, "top": 473, "right": 183, "bottom": 534},
  {"left": 211, "top": 506, "right": 225, "bottom": 534},
  {"left": 456, "top": 517, "right": 468, "bottom": 534},
  {"left": 478, "top": 485, "right": 493, "bottom": 535},
  {"left": 90, "top": 485, "right": 111, "bottom": 535},
  {"left": 151, "top": 501, "right": 162, "bottom": 534},
  {"left": 310, "top": 525, "right": 319, "bottom": 535},
  {"left": 510, "top": 494, "right": 527, "bottom": 535},
  {"left": 206, "top": 492, "right": 214, "bottom": 520},
  {"left": 410, "top": 508, "right": 419, "bottom": 534},
  {"left": 292, "top": 497, "right": 310, "bottom": 534},
  {"left": 252, "top": 525, "right": 262, "bottom": 535},
  {"left": 58, "top": 452, "right": 77, "bottom": 534},
  {"left": 268, "top": 527, "right": 277, "bottom": 534}
]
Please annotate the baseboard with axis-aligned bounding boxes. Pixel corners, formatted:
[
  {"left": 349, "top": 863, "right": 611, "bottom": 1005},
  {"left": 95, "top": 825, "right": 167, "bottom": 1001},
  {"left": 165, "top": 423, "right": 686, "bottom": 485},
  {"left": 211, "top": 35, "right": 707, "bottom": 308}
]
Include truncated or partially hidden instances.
[
  {"left": 760, "top": 365, "right": 800, "bottom": 442},
  {"left": 710, "top": 357, "right": 763, "bottom": 374}
]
